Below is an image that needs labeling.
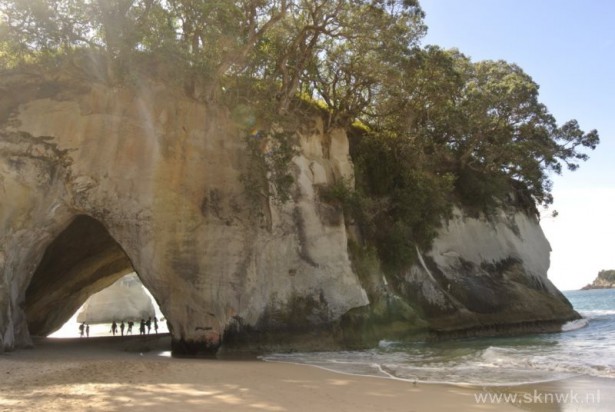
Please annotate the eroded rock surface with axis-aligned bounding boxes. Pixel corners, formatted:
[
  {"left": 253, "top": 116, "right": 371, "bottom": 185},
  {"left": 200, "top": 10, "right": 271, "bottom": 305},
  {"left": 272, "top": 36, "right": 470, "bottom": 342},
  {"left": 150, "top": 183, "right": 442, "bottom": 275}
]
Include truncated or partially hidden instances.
[
  {"left": 341, "top": 208, "right": 579, "bottom": 346},
  {"left": 0, "top": 69, "right": 366, "bottom": 354},
  {"left": 410, "top": 208, "right": 577, "bottom": 331},
  {"left": 0, "top": 68, "right": 578, "bottom": 354}
]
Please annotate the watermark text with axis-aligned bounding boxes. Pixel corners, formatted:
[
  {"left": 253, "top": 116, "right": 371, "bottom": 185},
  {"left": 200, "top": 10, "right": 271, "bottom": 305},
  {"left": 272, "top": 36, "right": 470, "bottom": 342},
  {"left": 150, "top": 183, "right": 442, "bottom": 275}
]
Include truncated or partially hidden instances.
[{"left": 474, "top": 389, "right": 601, "bottom": 406}]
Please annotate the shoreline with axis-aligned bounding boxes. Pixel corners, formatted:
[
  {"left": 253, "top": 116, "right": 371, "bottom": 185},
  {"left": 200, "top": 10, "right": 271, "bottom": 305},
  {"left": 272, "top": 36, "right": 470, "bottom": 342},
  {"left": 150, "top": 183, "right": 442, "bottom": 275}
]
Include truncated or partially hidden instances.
[
  {"left": 262, "top": 358, "right": 615, "bottom": 411},
  {"left": 1, "top": 337, "right": 613, "bottom": 411}
]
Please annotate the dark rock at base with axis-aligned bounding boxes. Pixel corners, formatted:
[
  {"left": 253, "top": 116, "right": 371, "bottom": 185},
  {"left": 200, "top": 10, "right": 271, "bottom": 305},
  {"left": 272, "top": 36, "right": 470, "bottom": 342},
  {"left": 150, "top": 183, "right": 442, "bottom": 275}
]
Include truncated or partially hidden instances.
[{"left": 171, "top": 338, "right": 221, "bottom": 358}]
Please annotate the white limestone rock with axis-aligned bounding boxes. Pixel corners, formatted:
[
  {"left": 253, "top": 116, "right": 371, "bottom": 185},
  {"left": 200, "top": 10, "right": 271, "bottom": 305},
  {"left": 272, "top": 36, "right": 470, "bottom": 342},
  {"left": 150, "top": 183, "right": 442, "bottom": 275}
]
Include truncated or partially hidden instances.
[
  {"left": 0, "top": 69, "right": 577, "bottom": 354},
  {"left": 0, "top": 72, "right": 368, "bottom": 353},
  {"left": 77, "top": 274, "right": 156, "bottom": 323}
]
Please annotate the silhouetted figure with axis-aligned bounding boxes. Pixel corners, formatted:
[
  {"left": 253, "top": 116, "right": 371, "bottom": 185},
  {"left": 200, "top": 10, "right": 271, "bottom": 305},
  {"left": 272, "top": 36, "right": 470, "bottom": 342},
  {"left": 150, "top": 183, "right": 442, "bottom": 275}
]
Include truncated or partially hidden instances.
[
  {"left": 153, "top": 317, "right": 158, "bottom": 334},
  {"left": 120, "top": 321, "right": 125, "bottom": 336},
  {"left": 111, "top": 321, "right": 117, "bottom": 336},
  {"left": 127, "top": 321, "right": 134, "bottom": 335},
  {"left": 79, "top": 322, "right": 85, "bottom": 337},
  {"left": 146, "top": 317, "right": 152, "bottom": 334},
  {"left": 85, "top": 323, "right": 90, "bottom": 338},
  {"left": 139, "top": 319, "right": 146, "bottom": 335}
]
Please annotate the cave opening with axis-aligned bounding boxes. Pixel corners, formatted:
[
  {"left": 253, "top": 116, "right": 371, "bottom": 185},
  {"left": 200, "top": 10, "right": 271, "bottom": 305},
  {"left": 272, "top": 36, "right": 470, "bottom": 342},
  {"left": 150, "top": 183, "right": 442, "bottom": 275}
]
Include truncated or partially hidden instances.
[
  {"left": 24, "top": 215, "right": 169, "bottom": 342},
  {"left": 48, "top": 272, "right": 169, "bottom": 338}
]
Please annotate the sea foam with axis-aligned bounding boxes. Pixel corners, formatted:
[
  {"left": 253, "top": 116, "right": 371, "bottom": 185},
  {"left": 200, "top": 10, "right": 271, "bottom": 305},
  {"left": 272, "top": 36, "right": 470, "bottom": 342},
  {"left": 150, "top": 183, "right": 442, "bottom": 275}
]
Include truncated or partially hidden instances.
[{"left": 561, "top": 318, "right": 589, "bottom": 332}]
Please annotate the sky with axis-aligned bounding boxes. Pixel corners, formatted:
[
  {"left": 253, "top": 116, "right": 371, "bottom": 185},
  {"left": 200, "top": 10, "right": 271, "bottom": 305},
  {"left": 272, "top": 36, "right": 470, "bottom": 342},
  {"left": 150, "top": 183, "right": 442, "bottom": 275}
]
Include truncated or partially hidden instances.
[{"left": 419, "top": 0, "right": 615, "bottom": 290}]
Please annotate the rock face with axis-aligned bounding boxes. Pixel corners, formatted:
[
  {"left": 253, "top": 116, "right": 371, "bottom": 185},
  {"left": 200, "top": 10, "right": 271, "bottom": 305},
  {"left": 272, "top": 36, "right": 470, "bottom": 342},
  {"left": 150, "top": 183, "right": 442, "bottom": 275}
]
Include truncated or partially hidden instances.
[
  {"left": 408, "top": 208, "right": 577, "bottom": 331},
  {"left": 25, "top": 215, "right": 133, "bottom": 336},
  {"left": 581, "top": 270, "right": 615, "bottom": 290},
  {"left": 76, "top": 274, "right": 156, "bottom": 323},
  {"left": 341, "top": 207, "right": 579, "bottom": 345},
  {"left": 0, "top": 67, "right": 578, "bottom": 354}
]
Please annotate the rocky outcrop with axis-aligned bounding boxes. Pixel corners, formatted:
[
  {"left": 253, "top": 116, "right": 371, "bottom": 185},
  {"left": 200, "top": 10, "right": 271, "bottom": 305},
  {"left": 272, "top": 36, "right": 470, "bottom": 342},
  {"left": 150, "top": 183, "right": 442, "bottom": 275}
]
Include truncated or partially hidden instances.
[
  {"left": 341, "top": 207, "right": 579, "bottom": 345},
  {"left": 410, "top": 208, "right": 578, "bottom": 331},
  {"left": 77, "top": 273, "right": 156, "bottom": 323},
  {"left": 0, "top": 67, "right": 366, "bottom": 354},
  {"left": 0, "top": 66, "right": 578, "bottom": 355},
  {"left": 581, "top": 270, "right": 615, "bottom": 290}
]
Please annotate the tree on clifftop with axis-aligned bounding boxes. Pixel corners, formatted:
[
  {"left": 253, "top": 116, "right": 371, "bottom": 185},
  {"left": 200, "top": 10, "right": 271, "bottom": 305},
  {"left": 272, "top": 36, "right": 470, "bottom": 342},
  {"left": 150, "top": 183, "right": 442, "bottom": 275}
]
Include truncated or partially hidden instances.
[
  {"left": 367, "top": 47, "right": 599, "bottom": 209},
  {"left": 0, "top": 0, "right": 599, "bottom": 272}
]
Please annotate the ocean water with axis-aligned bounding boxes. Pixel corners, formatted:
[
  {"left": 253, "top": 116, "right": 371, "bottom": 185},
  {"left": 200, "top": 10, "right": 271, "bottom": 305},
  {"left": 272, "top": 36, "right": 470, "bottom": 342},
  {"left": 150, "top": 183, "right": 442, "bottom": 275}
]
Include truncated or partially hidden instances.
[{"left": 262, "top": 289, "right": 615, "bottom": 385}]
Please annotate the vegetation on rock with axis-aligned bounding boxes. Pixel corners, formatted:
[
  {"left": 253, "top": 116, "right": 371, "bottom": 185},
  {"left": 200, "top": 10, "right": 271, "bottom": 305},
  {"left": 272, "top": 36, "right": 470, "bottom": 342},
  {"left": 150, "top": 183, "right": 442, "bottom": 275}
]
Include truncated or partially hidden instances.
[
  {"left": 598, "top": 270, "right": 615, "bottom": 283},
  {"left": 582, "top": 270, "right": 615, "bottom": 290},
  {"left": 1, "top": 0, "right": 599, "bottom": 274}
]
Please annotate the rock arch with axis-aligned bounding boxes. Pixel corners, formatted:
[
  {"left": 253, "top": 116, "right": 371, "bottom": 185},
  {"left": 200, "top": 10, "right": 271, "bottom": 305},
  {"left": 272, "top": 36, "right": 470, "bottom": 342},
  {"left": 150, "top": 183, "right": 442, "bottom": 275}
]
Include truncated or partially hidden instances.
[
  {"left": 0, "top": 71, "right": 368, "bottom": 355},
  {"left": 25, "top": 214, "right": 137, "bottom": 337},
  {"left": 1, "top": 68, "right": 577, "bottom": 356}
]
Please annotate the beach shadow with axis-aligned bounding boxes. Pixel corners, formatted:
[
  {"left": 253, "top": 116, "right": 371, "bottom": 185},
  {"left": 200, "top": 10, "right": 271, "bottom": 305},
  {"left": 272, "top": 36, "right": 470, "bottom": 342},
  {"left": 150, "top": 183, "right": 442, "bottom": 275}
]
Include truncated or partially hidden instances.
[{"left": 2, "top": 338, "right": 611, "bottom": 411}]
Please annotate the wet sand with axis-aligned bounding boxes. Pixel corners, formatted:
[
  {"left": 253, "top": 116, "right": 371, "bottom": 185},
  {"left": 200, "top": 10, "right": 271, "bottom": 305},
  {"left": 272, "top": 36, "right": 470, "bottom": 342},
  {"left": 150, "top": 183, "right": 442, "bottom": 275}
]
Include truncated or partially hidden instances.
[{"left": 1, "top": 336, "right": 610, "bottom": 411}]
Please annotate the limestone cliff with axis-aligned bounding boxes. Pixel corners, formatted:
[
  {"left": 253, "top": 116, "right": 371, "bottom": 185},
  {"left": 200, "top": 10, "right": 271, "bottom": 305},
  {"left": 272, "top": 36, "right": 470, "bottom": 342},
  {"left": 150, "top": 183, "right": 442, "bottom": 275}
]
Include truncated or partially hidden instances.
[
  {"left": 0, "top": 67, "right": 578, "bottom": 354},
  {"left": 76, "top": 274, "right": 155, "bottom": 323},
  {"left": 0, "top": 68, "right": 366, "bottom": 354},
  {"left": 340, "top": 207, "right": 578, "bottom": 345},
  {"left": 409, "top": 208, "right": 576, "bottom": 331}
]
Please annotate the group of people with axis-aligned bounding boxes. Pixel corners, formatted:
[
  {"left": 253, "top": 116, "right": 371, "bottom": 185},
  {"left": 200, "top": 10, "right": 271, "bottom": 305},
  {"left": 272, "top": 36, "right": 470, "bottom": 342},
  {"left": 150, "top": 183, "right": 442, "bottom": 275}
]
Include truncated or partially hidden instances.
[
  {"left": 110, "top": 317, "right": 158, "bottom": 336},
  {"left": 78, "top": 317, "right": 160, "bottom": 337},
  {"left": 78, "top": 322, "right": 90, "bottom": 337}
]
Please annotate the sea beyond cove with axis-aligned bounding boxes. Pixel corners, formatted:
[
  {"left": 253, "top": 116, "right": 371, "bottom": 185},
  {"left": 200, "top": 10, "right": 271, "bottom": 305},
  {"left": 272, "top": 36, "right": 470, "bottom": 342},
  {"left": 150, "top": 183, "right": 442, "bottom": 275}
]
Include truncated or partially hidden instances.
[
  {"left": 263, "top": 289, "right": 615, "bottom": 385},
  {"left": 1, "top": 290, "right": 613, "bottom": 411}
]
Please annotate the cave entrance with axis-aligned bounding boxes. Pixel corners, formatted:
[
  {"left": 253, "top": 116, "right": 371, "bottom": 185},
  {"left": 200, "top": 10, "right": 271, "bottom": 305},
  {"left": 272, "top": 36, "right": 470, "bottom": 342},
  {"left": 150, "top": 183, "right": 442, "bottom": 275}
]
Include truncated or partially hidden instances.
[{"left": 24, "top": 215, "right": 168, "bottom": 340}]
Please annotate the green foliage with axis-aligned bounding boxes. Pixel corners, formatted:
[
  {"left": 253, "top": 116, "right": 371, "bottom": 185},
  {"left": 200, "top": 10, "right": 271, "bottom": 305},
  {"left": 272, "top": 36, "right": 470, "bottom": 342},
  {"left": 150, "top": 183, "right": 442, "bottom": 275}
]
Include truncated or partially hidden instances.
[
  {"left": 318, "top": 178, "right": 361, "bottom": 216},
  {"left": 0, "top": 37, "right": 22, "bottom": 69},
  {"left": 367, "top": 46, "right": 599, "bottom": 210},
  {"left": 0, "top": 0, "right": 600, "bottom": 273},
  {"left": 453, "top": 168, "right": 510, "bottom": 215},
  {"left": 353, "top": 134, "right": 455, "bottom": 273},
  {"left": 598, "top": 270, "right": 615, "bottom": 283},
  {"left": 321, "top": 132, "right": 455, "bottom": 275},
  {"left": 265, "top": 130, "right": 298, "bottom": 203},
  {"left": 242, "top": 128, "right": 298, "bottom": 205}
]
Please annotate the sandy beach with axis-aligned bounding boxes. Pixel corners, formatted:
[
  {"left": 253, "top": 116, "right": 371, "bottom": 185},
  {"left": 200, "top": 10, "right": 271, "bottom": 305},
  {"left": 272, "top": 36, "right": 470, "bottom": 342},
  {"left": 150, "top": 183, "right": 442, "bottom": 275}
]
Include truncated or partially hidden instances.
[{"left": 1, "top": 336, "right": 612, "bottom": 412}]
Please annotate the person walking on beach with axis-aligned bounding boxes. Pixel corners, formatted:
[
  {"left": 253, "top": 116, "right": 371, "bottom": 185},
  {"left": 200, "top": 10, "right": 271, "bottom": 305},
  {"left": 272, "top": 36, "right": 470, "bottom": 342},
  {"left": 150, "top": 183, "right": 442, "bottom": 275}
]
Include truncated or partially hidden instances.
[
  {"left": 111, "top": 321, "right": 117, "bottom": 336},
  {"left": 79, "top": 322, "right": 85, "bottom": 337},
  {"left": 85, "top": 323, "right": 90, "bottom": 338},
  {"left": 153, "top": 317, "right": 158, "bottom": 334},
  {"left": 146, "top": 317, "right": 152, "bottom": 334},
  {"left": 127, "top": 321, "right": 133, "bottom": 335},
  {"left": 120, "top": 321, "right": 125, "bottom": 336},
  {"left": 139, "top": 319, "right": 146, "bottom": 335}
]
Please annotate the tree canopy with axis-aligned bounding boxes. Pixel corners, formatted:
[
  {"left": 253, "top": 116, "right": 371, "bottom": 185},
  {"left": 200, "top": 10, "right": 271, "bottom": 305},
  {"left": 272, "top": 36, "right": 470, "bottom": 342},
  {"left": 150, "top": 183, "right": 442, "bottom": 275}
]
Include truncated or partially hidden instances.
[
  {"left": 1, "top": 0, "right": 599, "bottom": 271},
  {"left": 597, "top": 270, "right": 615, "bottom": 283}
]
